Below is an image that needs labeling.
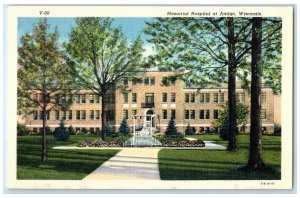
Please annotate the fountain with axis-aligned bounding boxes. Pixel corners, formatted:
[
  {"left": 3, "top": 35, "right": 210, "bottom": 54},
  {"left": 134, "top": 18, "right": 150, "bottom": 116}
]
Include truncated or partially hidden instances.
[{"left": 123, "top": 114, "right": 162, "bottom": 147}]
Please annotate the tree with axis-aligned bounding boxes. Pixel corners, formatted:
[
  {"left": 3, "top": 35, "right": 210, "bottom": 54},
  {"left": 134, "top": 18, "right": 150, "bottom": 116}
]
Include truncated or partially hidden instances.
[
  {"left": 185, "top": 124, "right": 195, "bottom": 135},
  {"left": 244, "top": 17, "right": 266, "bottom": 171},
  {"left": 118, "top": 119, "right": 131, "bottom": 136},
  {"left": 18, "top": 19, "right": 72, "bottom": 161},
  {"left": 165, "top": 118, "right": 178, "bottom": 136},
  {"left": 145, "top": 17, "right": 253, "bottom": 151},
  {"left": 213, "top": 103, "right": 249, "bottom": 140},
  {"left": 53, "top": 120, "right": 70, "bottom": 141},
  {"left": 64, "top": 17, "right": 144, "bottom": 140}
]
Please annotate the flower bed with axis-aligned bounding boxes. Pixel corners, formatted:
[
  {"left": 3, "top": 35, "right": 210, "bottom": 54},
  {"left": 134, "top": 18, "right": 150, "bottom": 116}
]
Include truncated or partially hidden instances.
[
  {"left": 161, "top": 139, "right": 205, "bottom": 147},
  {"left": 78, "top": 138, "right": 124, "bottom": 147}
]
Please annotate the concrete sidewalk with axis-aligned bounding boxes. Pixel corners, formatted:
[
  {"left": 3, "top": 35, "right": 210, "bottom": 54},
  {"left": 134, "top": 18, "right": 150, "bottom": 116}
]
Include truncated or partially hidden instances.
[{"left": 83, "top": 148, "right": 161, "bottom": 180}]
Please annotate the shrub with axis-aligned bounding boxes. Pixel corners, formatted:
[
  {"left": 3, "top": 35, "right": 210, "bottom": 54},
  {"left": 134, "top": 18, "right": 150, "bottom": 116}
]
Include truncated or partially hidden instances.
[
  {"left": 46, "top": 126, "right": 52, "bottom": 135},
  {"left": 213, "top": 102, "right": 249, "bottom": 140},
  {"left": 81, "top": 128, "right": 88, "bottom": 134},
  {"left": 68, "top": 125, "right": 76, "bottom": 135},
  {"left": 185, "top": 124, "right": 195, "bottom": 135},
  {"left": 53, "top": 120, "right": 70, "bottom": 141},
  {"left": 118, "top": 119, "right": 131, "bottom": 136},
  {"left": 17, "top": 123, "right": 29, "bottom": 136},
  {"left": 274, "top": 124, "right": 281, "bottom": 136},
  {"left": 165, "top": 118, "right": 180, "bottom": 137},
  {"left": 105, "top": 124, "right": 114, "bottom": 136}
]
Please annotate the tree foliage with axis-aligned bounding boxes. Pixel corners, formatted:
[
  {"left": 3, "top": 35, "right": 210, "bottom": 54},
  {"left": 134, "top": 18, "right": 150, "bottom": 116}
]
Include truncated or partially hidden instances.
[
  {"left": 118, "top": 119, "right": 131, "bottom": 136},
  {"left": 18, "top": 19, "right": 73, "bottom": 161},
  {"left": 185, "top": 124, "right": 195, "bottom": 135},
  {"left": 64, "top": 17, "right": 145, "bottom": 140},
  {"left": 53, "top": 120, "right": 70, "bottom": 141},
  {"left": 165, "top": 118, "right": 179, "bottom": 136},
  {"left": 213, "top": 103, "right": 249, "bottom": 140}
]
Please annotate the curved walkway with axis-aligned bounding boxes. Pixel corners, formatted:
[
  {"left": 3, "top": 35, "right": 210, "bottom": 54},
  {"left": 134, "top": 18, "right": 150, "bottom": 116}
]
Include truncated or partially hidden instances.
[
  {"left": 83, "top": 148, "right": 161, "bottom": 180},
  {"left": 53, "top": 140, "right": 226, "bottom": 180}
]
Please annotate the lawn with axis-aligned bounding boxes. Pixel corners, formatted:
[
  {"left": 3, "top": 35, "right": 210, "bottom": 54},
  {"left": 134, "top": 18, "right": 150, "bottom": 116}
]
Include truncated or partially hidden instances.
[
  {"left": 158, "top": 134, "right": 281, "bottom": 180},
  {"left": 17, "top": 135, "right": 120, "bottom": 180}
]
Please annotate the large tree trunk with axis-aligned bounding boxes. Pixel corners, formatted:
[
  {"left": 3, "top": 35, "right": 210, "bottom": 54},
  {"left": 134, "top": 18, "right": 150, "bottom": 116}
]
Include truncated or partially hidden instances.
[
  {"left": 101, "top": 94, "right": 107, "bottom": 141},
  {"left": 245, "top": 17, "right": 266, "bottom": 170},
  {"left": 42, "top": 93, "right": 47, "bottom": 161},
  {"left": 227, "top": 17, "right": 238, "bottom": 151}
]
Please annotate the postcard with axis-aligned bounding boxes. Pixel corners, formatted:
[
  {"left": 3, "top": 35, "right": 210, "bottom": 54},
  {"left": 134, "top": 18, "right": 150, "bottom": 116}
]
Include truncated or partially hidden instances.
[{"left": 4, "top": 5, "right": 293, "bottom": 190}]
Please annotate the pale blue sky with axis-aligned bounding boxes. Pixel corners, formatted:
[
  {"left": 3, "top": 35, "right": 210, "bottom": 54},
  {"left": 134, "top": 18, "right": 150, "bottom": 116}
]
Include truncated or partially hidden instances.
[{"left": 18, "top": 17, "right": 153, "bottom": 47}]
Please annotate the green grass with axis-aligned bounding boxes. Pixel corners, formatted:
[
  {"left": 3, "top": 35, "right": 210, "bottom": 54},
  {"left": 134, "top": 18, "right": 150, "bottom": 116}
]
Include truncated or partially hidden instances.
[
  {"left": 158, "top": 134, "right": 281, "bottom": 180},
  {"left": 17, "top": 135, "right": 120, "bottom": 180}
]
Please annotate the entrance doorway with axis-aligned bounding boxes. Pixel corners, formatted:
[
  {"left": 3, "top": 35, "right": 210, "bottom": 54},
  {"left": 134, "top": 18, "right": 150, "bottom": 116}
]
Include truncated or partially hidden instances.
[{"left": 145, "top": 109, "right": 155, "bottom": 127}]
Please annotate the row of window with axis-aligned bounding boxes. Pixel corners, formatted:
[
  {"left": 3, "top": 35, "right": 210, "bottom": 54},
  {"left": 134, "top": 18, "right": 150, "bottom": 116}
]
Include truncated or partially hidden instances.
[
  {"left": 33, "top": 110, "right": 101, "bottom": 120},
  {"left": 123, "top": 92, "right": 267, "bottom": 104},
  {"left": 121, "top": 109, "right": 267, "bottom": 120},
  {"left": 124, "top": 77, "right": 176, "bottom": 86},
  {"left": 123, "top": 92, "right": 176, "bottom": 103}
]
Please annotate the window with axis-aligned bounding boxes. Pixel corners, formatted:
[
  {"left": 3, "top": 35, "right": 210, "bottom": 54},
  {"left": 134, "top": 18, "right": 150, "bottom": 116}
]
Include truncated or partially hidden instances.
[
  {"left": 81, "top": 110, "right": 86, "bottom": 119},
  {"left": 185, "top": 93, "right": 189, "bottom": 103},
  {"left": 145, "top": 93, "right": 154, "bottom": 103},
  {"left": 184, "top": 110, "right": 189, "bottom": 119},
  {"left": 200, "top": 127, "right": 205, "bottom": 133},
  {"left": 220, "top": 93, "right": 225, "bottom": 103},
  {"left": 75, "top": 94, "right": 80, "bottom": 103},
  {"left": 55, "top": 110, "right": 60, "bottom": 120},
  {"left": 213, "top": 93, "right": 218, "bottom": 103},
  {"left": 67, "top": 94, "right": 73, "bottom": 103},
  {"left": 150, "top": 77, "right": 155, "bottom": 85},
  {"left": 144, "top": 77, "right": 155, "bottom": 85},
  {"left": 46, "top": 111, "right": 50, "bottom": 120},
  {"left": 171, "top": 93, "right": 176, "bottom": 102},
  {"left": 205, "top": 93, "right": 210, "bottom": 103},
  {"left": 123, "top": 79, "right": 128, "bottom": 86},
  {"left": 132, "top": 93, "right": 137, "bottom": 103},
  {"left": 162, "top": 93, "right": 167, "bottom": 103},
  {"left": 171, "top": 110, "right": 176, "bottom": 119},
  {"left": 132, "top": 78, "right": 138, "bottom": 85},
  {"left": 144, "top": 77, "right": 149, "bottom": 85},
  {"left": 39, "top": 110, "right": 43, "bottom": 120},
  {"left": 199, "top": 110, "right": 205, "bottom": 119},
  {"left": 95, "top": 95, "right": 100, "bottom": 103},
  {"left": 261, "top": 109, "right": 266, "bottom": 119},
  {"left": 123, "top": 110, "right": 128, "bottom": 119},
  {"left": 76, "top": 110, "right": 80, "bottom": 120},
  {"left": 81, "top": 94, "right": 86, "bottom": 103},
  {"left": 240, "top": 93, "right": 245, "bottom": 103},
  {"left": 132, "top": 109, "right": 137, "bottom": 117},
  {"left": 213, "top": 110, "right": 219, "bottom": 119},
  {"left": 200, "top": 93, "right": 204, "bottom": 103},
  {"left": 89, "top": 110, "right": 94, "bottom": 120},
  {"left": 123, "top": 93, "right": 128, "bottom": 103},
  {"left": 190, "top": 110, "right": 195, "bottom": 119},
  {"left": 236, "top": 93, "right": 240, "bottom": 102},
  {"left": 261, "top": 92, "right": 266, "bottom": 103},
  {"left": 162, "top": 110, "right": 167, "bottom": 119},
  {"left": 95, "top": 110, "right": 100, "bottom": 120},
  {"left": 205, "top": 110, "right": 210, "bottom": 119},
  {"left": 68, "top": 110, "right": 72, "bottom": 120},
  {"left": 90, "top": 94, "right": 94, "bottom": 103},
  {"left": 62, "top": 111, "right": 66, "bottom": 120},
  {"left": 190, "top": 93, "right": 195, "bottom": 103}
]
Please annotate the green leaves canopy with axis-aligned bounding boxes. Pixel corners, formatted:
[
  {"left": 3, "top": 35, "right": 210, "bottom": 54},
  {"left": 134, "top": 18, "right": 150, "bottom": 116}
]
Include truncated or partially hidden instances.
[
  {"left": 18, "top": 19, "right": 72, "bottom": 114},
  {"left": 64, "top": 17, "right": 145, "bottom": 95}
]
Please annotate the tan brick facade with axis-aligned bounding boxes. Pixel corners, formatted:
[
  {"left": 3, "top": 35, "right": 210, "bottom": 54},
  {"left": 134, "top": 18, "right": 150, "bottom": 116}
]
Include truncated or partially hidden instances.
[{"left": 24, "top": 71, "right": 279, "bottom": 134}]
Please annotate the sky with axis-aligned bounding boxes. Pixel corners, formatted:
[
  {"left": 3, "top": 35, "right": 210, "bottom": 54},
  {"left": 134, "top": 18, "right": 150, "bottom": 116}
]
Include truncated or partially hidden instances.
[{"left": 17, "top": 17, "right": 155, "bottom": 56}]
